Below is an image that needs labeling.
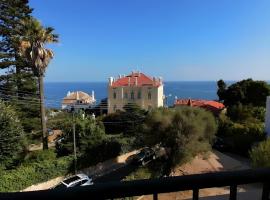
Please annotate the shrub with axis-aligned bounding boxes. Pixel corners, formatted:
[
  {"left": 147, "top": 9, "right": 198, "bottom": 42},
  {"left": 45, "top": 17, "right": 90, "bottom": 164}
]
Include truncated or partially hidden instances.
[
  {"left": 77, "top": 138, "right": 121, "bottom": 169},
  {"left": 217, "top": 118, "right": 265, "bottom": 155},
  {"left": 250, "top": 139, "right": 270, "bottom": 168},
  {"left": 0, "top": 152, "right": 73, "bottom": 192},
  {"left": 142, "top": 107, "right": 217, "bottom": 174}
]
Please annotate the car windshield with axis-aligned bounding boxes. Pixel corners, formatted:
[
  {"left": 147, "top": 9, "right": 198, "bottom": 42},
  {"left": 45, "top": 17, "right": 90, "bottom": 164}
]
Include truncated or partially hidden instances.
[{"left": 63, "top": 175, "right": 80, "bottom": 185}]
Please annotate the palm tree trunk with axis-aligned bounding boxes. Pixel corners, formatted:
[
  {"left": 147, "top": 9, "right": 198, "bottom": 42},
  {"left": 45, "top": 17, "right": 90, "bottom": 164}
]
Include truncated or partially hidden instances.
[{"left": 38, "top": 75, "right": 48, "bottom": 149}]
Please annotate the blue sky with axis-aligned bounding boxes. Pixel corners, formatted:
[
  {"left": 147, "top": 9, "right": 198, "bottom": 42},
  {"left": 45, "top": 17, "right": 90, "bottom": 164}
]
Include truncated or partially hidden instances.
[{"left": 29, "top": 0, "right": 270, "bottom": 82}]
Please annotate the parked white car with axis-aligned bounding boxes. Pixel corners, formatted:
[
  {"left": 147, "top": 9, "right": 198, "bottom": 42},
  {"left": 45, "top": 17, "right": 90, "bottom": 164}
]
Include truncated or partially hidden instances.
[{"left": 53, "top": 174, "right": 93, "bottom": 189}]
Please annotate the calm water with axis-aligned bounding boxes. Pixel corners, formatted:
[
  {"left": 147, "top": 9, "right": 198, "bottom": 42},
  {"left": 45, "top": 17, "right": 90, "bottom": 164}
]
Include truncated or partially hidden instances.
[{"left": 45, "top": 81, "right": 220, "bottom": 108}]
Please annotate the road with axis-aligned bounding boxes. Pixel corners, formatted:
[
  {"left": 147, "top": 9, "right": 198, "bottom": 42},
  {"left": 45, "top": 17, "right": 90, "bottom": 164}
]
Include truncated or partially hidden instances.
[{"left": 93, "top": 163, "right": 138, "bottom": 183}]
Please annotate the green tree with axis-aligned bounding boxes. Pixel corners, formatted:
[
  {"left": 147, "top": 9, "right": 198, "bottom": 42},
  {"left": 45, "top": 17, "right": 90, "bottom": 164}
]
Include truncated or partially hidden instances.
[
  {"left": 102, "top": 103, "right": 147, "bottom": 135},
  {"left": 57, "top": 116, "right": 106, "bottom": 156},
  {"left": 250, "top": 139, "right": 270, "bottom": 168},
  {"left": 0, "top": 101, "right": 24, "bottom": 169},
  {"left": 217, "top": 79, "right": 227, "bottom": 101},
  {"left": 0, "top": 0, "right": 40, "bottom": 133},
  {"left": 19, "top": 17, "right": 58, "bottom": 149},
  {"left": 142, "top": 107, "right": 217, "bottom": 175},
  {"left": 217, "top": 79, "right": 270, "bottom": 107}
]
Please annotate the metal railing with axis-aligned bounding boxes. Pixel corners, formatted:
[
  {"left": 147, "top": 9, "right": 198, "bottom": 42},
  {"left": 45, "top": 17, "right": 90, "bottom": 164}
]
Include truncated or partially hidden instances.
[{"left": 1, "top": 168, "right": 270, "bottom": 200}]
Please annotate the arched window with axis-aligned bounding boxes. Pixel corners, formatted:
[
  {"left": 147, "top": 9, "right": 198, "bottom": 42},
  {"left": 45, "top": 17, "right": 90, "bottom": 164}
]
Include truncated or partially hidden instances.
[
  {"left": 113, "top": 92, "right": 116, "bottom": 99},
  {"left": 138, "top": 91, "right": 141, "bottom": 99},
  {"left": 148, "top": 92, "right": 151, "bottom": 100},
  {"left": 131, "top": 91, "right": 134, "bottom": 99}
]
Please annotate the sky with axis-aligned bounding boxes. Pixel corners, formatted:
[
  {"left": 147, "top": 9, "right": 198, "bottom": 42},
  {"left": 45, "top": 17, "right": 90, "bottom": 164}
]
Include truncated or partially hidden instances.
[{"left": 29, "top": 0, "right": 270, "bottom": 82}]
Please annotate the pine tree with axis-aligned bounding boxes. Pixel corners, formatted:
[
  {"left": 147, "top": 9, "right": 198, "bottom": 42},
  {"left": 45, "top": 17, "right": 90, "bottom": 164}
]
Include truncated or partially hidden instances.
[
  {"left": 0, "top": 0, "right": 41, "bottom": 133},
  {"left": 0, "top": 101, "right": 24, "bottom": 169}
]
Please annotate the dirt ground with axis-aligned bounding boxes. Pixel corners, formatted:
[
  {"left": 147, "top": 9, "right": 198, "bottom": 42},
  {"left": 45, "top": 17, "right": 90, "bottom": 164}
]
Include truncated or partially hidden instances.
[{"left": 141, "top": 150, "right": 262, "bottom": 200}]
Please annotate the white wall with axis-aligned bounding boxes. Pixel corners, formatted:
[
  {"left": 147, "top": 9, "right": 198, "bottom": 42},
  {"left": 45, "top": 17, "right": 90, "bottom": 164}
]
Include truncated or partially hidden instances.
[{"left": 266, "top": 96, "right": 270, "bottom": 137}]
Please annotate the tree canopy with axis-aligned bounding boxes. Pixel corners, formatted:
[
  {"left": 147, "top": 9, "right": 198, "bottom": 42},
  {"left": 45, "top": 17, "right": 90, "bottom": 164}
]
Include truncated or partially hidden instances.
[
  {"left": 0, "top": 101, "right": 25, "bottom": 169},
  {"left": 142, "top": 107, "right": 217, "bottom": 174},
  {"left": 217, "top": 79, "right": 270, "bottom": 107}
]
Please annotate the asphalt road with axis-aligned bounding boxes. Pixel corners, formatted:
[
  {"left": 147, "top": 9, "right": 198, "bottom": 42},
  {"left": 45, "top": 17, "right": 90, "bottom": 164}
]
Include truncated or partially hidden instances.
[{"left": 93, "top": 163, "right": 138, "bottom": 183}]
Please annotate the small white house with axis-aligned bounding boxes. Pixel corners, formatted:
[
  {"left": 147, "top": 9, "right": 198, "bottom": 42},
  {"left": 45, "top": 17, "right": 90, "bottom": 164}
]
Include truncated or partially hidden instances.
[
  {"left": 265, "top": 96, "right": 270, "bottom": 137},
  {"left": 62, "top": 91, "right": 96, "bottom": 111}
]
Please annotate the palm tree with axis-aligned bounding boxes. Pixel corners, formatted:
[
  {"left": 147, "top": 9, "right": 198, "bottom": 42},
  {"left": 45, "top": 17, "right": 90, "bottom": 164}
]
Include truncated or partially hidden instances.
[{"left": 19, "top": 18, "right": 58, "bottom": 149}]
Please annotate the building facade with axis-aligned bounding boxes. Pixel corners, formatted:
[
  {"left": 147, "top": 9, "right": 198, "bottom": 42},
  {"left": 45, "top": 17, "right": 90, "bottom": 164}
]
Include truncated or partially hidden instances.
[
  {"left": 108, "top": 72, "right": 164, "bottom": 113},
  {"left": 62, "top": 91, "right": 96, "bottom": 111},
  {"left": 266, "top": 96, "right": 270, "bottom": 137}
]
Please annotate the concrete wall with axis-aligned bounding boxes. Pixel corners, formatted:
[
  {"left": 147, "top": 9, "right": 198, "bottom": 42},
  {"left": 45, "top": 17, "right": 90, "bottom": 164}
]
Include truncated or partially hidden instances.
[{"left": 266, "top": 96, "right": 270, "bottom": 137}]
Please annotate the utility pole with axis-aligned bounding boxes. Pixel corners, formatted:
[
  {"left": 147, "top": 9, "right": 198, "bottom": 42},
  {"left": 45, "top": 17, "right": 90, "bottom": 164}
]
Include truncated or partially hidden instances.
[{"left": 72, "top": 106, "right": 77, "bottom": 174}]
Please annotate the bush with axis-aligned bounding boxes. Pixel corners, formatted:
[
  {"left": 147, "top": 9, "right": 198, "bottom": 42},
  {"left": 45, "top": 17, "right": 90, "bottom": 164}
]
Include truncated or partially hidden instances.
[
  {"left": 77, "top": 138, "right": 121, "bottom": 169},
  {"left": 142, "top": 107, "right": 217, "bottom": 174},
  {"left": 250, "top": 139, "right": 270, "bottom": 168},
  {"left": 217, "top": 118, "right": 265, "bottom": 155},
  {"left": 0, "top": 150, "right": 73, "bottom": 192}
]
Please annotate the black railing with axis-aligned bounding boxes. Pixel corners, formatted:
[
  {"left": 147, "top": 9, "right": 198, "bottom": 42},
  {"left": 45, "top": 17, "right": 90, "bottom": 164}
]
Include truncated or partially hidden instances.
[{"left": 1, "top": 168, "right": 270, "bottom": 200}]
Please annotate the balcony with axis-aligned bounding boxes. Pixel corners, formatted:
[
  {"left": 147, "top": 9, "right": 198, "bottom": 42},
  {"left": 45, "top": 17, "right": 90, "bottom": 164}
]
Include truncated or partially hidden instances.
[{"left": 1, "top": 168, "right": 270, "bottom": 200}]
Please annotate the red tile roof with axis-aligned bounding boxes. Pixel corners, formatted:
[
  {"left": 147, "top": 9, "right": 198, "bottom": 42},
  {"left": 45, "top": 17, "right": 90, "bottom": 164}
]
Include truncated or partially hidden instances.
[
  {"left": 110, "top": 72, "right": 162, "bottom": 87},
  {"left": 174, "top": 99, "right": 225, "bottom": 114}
]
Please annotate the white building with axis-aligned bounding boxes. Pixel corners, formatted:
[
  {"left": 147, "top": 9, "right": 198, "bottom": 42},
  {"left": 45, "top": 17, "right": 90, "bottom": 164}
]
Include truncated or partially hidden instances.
[
  {"left": 265, "top": 96, "right": 270, "bottom": 137},
  {"left": 107, "top": 71, "right": 164, "bottom": 113},
  {"left": 62, "top": 91, "right": 96, "bottom": 111}
]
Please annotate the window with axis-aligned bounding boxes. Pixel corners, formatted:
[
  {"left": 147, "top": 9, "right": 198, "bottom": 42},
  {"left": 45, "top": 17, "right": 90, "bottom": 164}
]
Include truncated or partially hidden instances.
[
  {"left": 113, "top": 105, "right": 117, "bottom": 111},
  {"left": 131, "top": 91, "right": 134, "bottom": 99},
  {"left": 148, "top": 105, "right": 152, "bottom": 110},
  {"left": 80, "top": 179, "right": 88, "bottom": 185},
  {"left": 148, "top": 92, "right": 151, "bottom": 100},
  {"left": 113, "top": 92, "right": 116, "bottom": 99},
  {"left": 138, "top": 91, "right": 141, "bottom": 99},
  {"left": 124, "top": 92, "right": 128, "bottom": 99}
]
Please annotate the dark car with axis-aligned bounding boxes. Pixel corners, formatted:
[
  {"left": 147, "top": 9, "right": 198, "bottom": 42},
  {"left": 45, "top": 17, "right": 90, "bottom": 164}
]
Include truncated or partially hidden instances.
[{"left": 131, "top": 147, "right": 156, "bottom": 166}]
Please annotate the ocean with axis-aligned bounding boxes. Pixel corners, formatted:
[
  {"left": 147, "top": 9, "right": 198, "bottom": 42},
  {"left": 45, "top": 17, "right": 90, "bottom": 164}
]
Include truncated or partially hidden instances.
[{"left": 45, "top": 81, "right": 220, "bottom": 109}]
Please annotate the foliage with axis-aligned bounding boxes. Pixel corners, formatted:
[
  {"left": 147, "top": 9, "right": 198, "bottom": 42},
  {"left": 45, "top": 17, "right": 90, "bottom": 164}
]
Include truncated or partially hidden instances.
[
  {"left": 141, "top": 107, "right": 217, "bottom": 175},
  {"left": 56, "top": 115, "right": 106, "bottom": 155},
  {"left": 227, "top": 104, "right": 266, "bottom": 123},
  {"left": 77, "top": 138, "right": 121, "bottom": 169},
  {"left": 0, "top": 101, "right": 25, "bottom": 169},
  {"left": 102, "top": 103, "right": 147, "bottom": 135},
  {"left": 250, "top": 139, "right": 270, "bottom": 168},
  {"left": 0, "top": 0, "right": 40, "bottom": 133},
  {"left": 124, "top": 167, "right": 152, "bottom": 181},
  {"left": 217, "top": 117, "right": 265, "bottom": 155},
  {"left": 0, "top": 150, "right": 72, "bottom": 192},
  {"left": 217, "top": 79, "right": 270, "bottom": 107}
]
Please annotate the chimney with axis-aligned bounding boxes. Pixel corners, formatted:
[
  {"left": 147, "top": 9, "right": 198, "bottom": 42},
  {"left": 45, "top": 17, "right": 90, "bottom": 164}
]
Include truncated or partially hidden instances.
[
  {"left": 135, "top": 77, "right": 138, "bottom": 86},
  {"left": 92, "top": 90, "right": 95, "bottom": 100},
  {"left": 128, "top": 77, "right": 131, "bottom": 86},
  {"left": 67, "top": 91, "right": 71, "bottom": 96},
  {"left": 118, "top": 74, "right": 121, "bottom": 79},
  {"left": 76, "top": 91, "right": 79, "bottom": 100},
  {"left": 108, "top": 77, "right": 113, "bottom": 86}
]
